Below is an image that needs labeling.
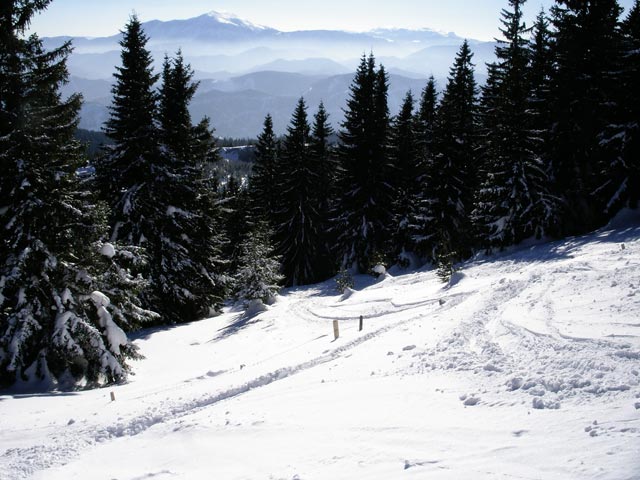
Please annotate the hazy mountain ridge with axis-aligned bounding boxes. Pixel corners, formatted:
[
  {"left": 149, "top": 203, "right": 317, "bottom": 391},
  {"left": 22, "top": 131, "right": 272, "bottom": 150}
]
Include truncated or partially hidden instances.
[
  {"left": 71, "top": 71, "right": 441, "bottom": 137},
  {"left": 50, "top": 10, "right": 496, "bottom": 137}
]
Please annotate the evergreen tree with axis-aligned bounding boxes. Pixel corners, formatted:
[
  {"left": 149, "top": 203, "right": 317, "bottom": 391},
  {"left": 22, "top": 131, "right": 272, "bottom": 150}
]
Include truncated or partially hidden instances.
[
  {"left": 250, "top": 114, "right": 280, "bottom": 224},
  {"left": 99, "top": 20, "right": 226, "bottom": 324},
  {"left": 599, "top": 0, "right": 640, "bottom": 213},
  {"left": 428, "top": 41, "right": 479, "bottom": 266},
  {"left": 158, "top": 51, "right": 198, "bottom": 161},
  {"left": 220, "top": 175, "right": 252, "bottom": 276},
  {"left": 473, "top": 0, "right": 557, "bottom": 250},
  {"left": 389, "top": 91, "right": 419, "bottom": 261},
  {"left": 152, "top": 52, "right": 227, "bottom": 322},
  {"left": 334, "top": 54, "right": 394, "bottom": 273},
  {"left": 274, "top": 98, "right": 324, "bottom": 286},
  {"left": 410, "top": 77, "right": 439, "bottom": 259},
  {"left": 99, "top": 14, "right": 159, "bottom": 245},
  {"left": 415, "top": 77, "right": 438, "bottom": 164},
  {"left": 309, "top": 101, "right": 337, "bottom": 278},
  {"left": 549, "top": 0, "right": 624, "bottom": 233},
  {"left": 529, "top": 9, "right": 554, "bottom": 137},
  {"left": 0, "top": 1, "right": 152, "bottom": 389},
  {"left": 233, "top": 221, "right": 283, "bottom": 306}
]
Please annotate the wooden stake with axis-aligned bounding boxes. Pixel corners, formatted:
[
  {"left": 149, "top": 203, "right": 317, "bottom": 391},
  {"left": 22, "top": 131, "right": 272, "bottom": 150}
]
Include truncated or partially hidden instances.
[
  {"left": 333, "top": 320, "right": 339, "bottom": 340},
  {"left": 359, "top": 315, "right": 363, "bottom": 331},
  {"left": 110, "top": 391, "right": 116, "bottom": 402}
]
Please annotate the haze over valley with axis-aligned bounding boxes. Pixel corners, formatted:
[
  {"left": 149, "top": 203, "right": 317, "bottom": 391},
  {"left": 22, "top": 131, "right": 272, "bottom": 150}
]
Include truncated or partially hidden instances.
[{"left": 48, "top": 11, "right": 495, "bottom": 137}]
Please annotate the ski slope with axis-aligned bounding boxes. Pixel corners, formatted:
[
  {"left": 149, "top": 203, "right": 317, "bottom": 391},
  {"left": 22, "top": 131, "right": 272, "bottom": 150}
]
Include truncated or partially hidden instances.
[{"left": 1, "top": 213, "right": 640, "bottom": 479}]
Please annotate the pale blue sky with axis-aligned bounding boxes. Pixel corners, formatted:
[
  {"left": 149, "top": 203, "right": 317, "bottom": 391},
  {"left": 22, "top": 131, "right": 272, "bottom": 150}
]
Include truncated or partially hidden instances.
[{"left": 30, "top": 0, "right": 635, "bottom": 41}]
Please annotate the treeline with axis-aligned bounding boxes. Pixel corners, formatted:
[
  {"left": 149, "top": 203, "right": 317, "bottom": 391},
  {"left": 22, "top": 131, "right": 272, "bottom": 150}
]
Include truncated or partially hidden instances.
[
  {"left": 0, "top": 0, "right": 638, "bottom": 390},
  {"left": 245, "top": 0, "right": 640, "bottom": 283}
]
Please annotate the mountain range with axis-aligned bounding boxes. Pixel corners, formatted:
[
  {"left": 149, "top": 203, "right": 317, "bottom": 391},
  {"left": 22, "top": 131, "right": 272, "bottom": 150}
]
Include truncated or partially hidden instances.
[{"left": 47, "top": 11, "right": 496, "bottom": 138}]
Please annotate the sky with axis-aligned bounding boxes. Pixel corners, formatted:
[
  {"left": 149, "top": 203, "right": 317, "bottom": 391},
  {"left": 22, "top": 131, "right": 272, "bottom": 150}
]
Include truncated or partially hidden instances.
[{"left": 30, "top": 0, "right": 636, "bottom": 41}]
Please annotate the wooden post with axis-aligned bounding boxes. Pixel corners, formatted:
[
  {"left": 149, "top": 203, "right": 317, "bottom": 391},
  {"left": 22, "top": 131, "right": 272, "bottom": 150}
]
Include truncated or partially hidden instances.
[
  {"left": 333, "top": 320, "right": 339, "bottom": 340},
  {"left": 110, "top": 391, "right": 116, "bottom": 402},
  {"left": 359, "top": 315, "right": 363, "bottom": 331}
]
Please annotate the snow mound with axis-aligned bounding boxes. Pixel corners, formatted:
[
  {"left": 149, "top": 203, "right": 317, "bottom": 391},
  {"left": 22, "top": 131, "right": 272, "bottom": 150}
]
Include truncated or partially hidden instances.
[
  {"left": 243, "top": 299, "right": 268, "bottom": 317},
  {"left": 99, "top": 242, "right": 115, "bottom": 258},
  {"left": 339, "top": 287, "right": 356, "bottom": 301}
]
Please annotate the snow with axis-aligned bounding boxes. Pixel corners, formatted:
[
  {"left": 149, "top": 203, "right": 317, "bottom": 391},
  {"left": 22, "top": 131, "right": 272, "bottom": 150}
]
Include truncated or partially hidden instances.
[
  {"left": 166, "top": 206, "right": 190, "bottom": 217},
  {"left": 99, "top": 243, "right": 116, "bottom": 259},
  {"left": 206, "top": 11, "right": 267, "bottom": 31},
  {"left": 1, "top": 220, "right": 640, "bottom": 479},
  {"left": 372, "top": 264, "right": 386, "bottom": 276},
  {"left": 90, "top": 291, "right": 110, "bottom": 308},
  {"left": 90, "top": 291, "right": 127, "bottom": 356}
]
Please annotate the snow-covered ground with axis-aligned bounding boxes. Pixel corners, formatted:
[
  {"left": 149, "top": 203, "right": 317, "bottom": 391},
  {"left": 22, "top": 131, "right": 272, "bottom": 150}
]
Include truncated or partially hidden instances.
[{"left": 2, "top": 214, "right": 640, "bottom": 480}]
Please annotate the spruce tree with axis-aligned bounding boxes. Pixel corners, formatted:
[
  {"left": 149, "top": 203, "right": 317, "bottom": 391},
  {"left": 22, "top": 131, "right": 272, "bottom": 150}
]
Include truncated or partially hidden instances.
[
  {"left": 529, "top": 9, "right": 554, "bottom": 138},
  {"left": 152, "top": 52, "right": 227, "bottom": 322},
  {"left": 473, "top": 0, "right": 557, "bottom": 250},
  {"left": 334, "top": 54, "right": 394, "bottom": 273},
  {"left": 274, "top": 98, "right": 324, "bottom": 286},
  {"left": 428, "top": 41, "right": 478, "bottom": 267},
  {"left": 99, "top": 14, "right": 159, "bottom": 245},
  {"left": 549, "top": 0, "right": 624, "bottom": 233},
  {"left": 250, "top": 114, "right": 281, "bottom": 224},
  {"left": 0, "top": 1, "right": 151, "bottom": 389},
  {"left": 309, "top": 102, "right": 337, "bottom": 278},
  {"left": 220, "top": 175, "right": 252, "bottom": 276},
  {"left": 415, "top": 77, "right": 438, "bottom": 164},
  {"left": 410, "top": 77, "right": 439, "bottom": 259},
  {"left": 389, "top": 91, "right": 419, "bottom": 262},
  {"left": 233, "top": 221, "right": 283, "bottom": 306},
  {"left": 99, "top": 20, "right": 226, "bottom": 324},
  {"left": 158, "top": 51, "right": 198, "bottom": 160}
]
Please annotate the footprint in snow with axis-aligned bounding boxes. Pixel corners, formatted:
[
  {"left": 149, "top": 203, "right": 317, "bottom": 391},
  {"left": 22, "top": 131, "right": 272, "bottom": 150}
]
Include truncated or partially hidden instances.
[{"left": 460, "top": 394, "right": 480, "bottom": 406}]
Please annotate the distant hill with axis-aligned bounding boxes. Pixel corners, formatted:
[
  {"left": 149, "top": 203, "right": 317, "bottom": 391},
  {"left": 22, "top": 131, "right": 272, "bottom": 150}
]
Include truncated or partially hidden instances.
[
  {"left": 43, "top": 10, "right": 493, "bottom": 80},
  {"left": 76, "top": 71, "right": 437, "bottom": 138},
  {"left": 48, "top": 10, "right": 496, "bottom": 137}
]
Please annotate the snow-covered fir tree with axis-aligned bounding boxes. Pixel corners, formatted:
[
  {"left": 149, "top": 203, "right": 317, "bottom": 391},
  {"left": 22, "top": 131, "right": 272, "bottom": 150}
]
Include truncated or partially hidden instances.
[
  {"left": 473, "top": 0, "right": 557, "bottom": 251},
  {"left": 274, "top": 98, "right": 325, "bottom": 286},
  {"left": 334, "top": 54, "right": 394, "bottom": 273},
  {"left": 0, "top": 0, "right": 152, "bottom": 390},
  {"left": 98, "top": 19, "right": 226, "bottom": 324},
  {"left": 233, "top": 221, "right": 283, "bottom": 306}
]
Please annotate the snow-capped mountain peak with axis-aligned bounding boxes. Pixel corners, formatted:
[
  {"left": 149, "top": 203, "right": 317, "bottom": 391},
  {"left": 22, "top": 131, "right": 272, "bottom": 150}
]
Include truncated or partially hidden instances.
[{"left": 206, "top": 10, "right": 267, "bottom": 31}]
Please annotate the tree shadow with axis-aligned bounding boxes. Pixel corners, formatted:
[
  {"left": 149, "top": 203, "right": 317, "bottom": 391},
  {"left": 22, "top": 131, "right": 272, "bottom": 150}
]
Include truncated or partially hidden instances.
[
  {"left": 130, "top": 322, "right": 193, "bottom": 341},
  {"left": 471, "top": 224, "right": 640, "bottom": 266},
  {"left": 211, "top": 311, "right": 262, "bottom": 341},
  {"left": 0, "top": 383, "right": 82, "bottom": 398}
]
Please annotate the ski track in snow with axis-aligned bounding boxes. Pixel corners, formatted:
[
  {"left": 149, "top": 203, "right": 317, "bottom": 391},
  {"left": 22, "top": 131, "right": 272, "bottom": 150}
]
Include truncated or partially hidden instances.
[
  {"left": 0, "top": 291, "right": 452, "bottom": 479},
  {"left": 1, "top": 222, "right": 640, "bottom": 479}
]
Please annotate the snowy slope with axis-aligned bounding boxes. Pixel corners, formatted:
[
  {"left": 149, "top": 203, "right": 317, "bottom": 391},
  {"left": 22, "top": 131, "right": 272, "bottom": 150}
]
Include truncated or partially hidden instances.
[{"left": 1, "top": 214, "right": 640, "bottom": 479}]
